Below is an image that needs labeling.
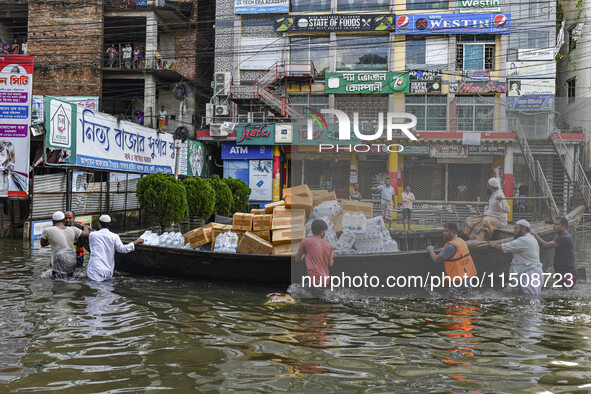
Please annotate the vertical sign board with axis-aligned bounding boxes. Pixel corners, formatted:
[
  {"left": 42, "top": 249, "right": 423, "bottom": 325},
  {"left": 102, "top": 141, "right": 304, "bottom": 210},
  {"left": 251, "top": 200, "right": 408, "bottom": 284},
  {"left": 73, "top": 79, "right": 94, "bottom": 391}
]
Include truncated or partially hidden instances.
[
  {"left": 249, "top": 159, "right": 273, "bottom": 201},
  {"left": 183, "top": 139, "right": 206, "bottom": 177},
  {"left": 0, "top": 56, "right": 34, "bottom": 197}
]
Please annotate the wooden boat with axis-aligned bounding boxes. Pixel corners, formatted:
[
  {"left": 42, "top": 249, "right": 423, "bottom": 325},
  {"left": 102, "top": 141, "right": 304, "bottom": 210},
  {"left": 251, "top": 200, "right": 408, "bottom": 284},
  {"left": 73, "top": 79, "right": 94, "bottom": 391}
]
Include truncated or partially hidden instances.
[{"left": 115, "top": 206, "right": 585, "bottom": 287}]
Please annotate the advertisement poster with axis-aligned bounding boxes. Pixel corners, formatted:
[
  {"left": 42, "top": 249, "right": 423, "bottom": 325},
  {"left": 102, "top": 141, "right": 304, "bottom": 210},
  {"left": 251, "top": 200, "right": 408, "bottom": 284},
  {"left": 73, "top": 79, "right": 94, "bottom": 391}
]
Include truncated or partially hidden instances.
[
  {"left": 182, "top": 139, "right": 206, "bottom": 177},
  {"left": 508, "top": 96, "right": 555, "bottom": 111},
  {"left": 0, "top": 55, "right": 33, "bottom": 198},
  {"left": 235, "top": 0, "right": 288, "bottom": 14},
  {"left": 275, "top": 14, "right": 395, "bottom": 32},
  {"left": 507, "top": 61, "right": 556, "bottom": 78},
  {"left": 409, "top": 70, "right": 442, "bottom": 93},
  {"left": 32, "top": 95, "right": 99, "bottom": 125},
  {"left": 507, "top": 79, "right": 555, "bottom": 96},
  {"left": 429, "top": 145, "right": 468, "bottom": 158},
  {"left": 394, "top": 13, "right": 510, "bottom": 35},
  {"left": 325, "top": 72, "right": 409, "bottom": 94},
  {"left": 249, "top": 159, "right": 273, "bottom": 201}
]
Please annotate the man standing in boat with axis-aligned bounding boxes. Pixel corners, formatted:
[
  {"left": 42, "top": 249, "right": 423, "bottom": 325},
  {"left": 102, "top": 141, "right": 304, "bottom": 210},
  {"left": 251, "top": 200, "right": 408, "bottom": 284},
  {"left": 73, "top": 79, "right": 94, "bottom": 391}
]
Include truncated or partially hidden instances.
[
  {"left": 87, "top": 215, "right": 144, "bottom": 282},
  {"left": 296, "top": 219, "right": 334, "bottom": 300},
  {"left": 427, "top": 222, "right": 478, "bottom": 292},
  {"left": 372, "top": 177, "right": 395, "bottom": 230},
  {"left": 490, "top": 220, "right": 543, "bottom": 295},
  {"left": 531, "top": 217, "right": 578, "bottom": 289}
]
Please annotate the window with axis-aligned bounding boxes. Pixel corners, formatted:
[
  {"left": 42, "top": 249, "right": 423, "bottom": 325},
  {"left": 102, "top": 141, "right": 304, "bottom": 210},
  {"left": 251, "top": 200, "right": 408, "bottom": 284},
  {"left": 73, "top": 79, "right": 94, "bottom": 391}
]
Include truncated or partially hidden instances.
[
  {"left": 406, "top": 36, "right": 448, "bottom": 70},
  {"left": 290, "top": 36, "right": 330, "bottom": 80},
  {"left": 568, "top": 26, "right": 577, "bottom": 52},
  {"left": 288, "top": 94, "right": 329, "bottom": 114},
  {"left": 508, "top": 113, "right": 550, "bottom": 138},
  {"left": 509, "top": 0, "right": 551, "bottom": 20},
  {"left": 507, "top": 32, "right": 550, "bottom": 61},
  {"left": 291, "top": 0, "right": 330, "bottom": 12},
  {"left": 337, "top": 0, "right": 388, "bottom": 11},
  {"left": 336, "top": 35, "right": 388, "bottom": 71},
  {"left": 405, "top": 95, "right": 447, "bottom": 131},
  {"left": 407, "top": 0, "right": 448, "bottom": 10},
  {"left": 335, "top": 95, "right": 389, "bottom": 122},
  {"left": 456, "top": 96, "right": 494, "bottom": 132},
  {"left": 456, "top": 35, "right": 495, "bottom": 70},
  {"left": 567, "top": 79, "right": 576, "bottom": 104}
]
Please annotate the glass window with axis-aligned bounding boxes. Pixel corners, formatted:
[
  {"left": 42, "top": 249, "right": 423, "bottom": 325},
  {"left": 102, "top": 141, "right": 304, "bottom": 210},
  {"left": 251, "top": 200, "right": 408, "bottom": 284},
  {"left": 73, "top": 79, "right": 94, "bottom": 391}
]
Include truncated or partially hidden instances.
[
  {"left": 508, "top": 112, "right": 550, "bottom": 138},
  {"left": 288, "top": 94, "right": 330, "bottom": 114},
  {"left": 509, "top": 0, "right": 551, "bottom": 20},
  {"left": 567, "top": 79, "right": 576, "bottom": 104},
  {"left": 291, "top": 0, "right": 330, "bottom": 12},
  {"left": 337, "top": 0, "right": 388, "bottom": 11},
  {"left": 456, "top": 96, "right": 493, "bottom": 132},
  {"left": 335, "top": 95, "right": 389, "bottom": 122},
  {"left": 407, "top": 0, "right": 448, "bottom": 10},
  {"left": 507, "top": 32, "right": 551, "bottom": 61},
  {"left": 336, "top": 35, "right": 388, "bottom": 71},
  {"left": 290, "top": 36, "right": 330, "bottom": 80},
  {"left": 404, "top": 95, "right": 447, "bottom": 131},
  {"left": 406, "top": 37, "right": 425, "bottom": 66}
]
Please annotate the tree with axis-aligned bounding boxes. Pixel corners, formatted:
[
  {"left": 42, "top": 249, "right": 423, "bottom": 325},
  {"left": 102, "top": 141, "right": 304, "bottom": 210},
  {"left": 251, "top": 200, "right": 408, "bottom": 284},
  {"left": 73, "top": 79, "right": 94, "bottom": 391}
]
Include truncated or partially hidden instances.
[
  {"left": 207, "top": 174, "right": 233, "bottom": 216},
  {"left": 183, "top": 177, "right": 216, "bottom": 220},
  {"left": 137, "top": 172, "right": 188, "bottom": 228},
  {"left": 222, "top": 177, "right": 251, "bottom": 214}
]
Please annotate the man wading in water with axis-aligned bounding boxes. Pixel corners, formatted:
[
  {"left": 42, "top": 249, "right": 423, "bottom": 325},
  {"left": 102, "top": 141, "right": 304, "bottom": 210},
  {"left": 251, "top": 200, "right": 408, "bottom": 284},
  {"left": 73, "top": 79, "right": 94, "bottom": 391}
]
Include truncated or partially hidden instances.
[{"left": 296, "top": 219, "right": 334, "bottom": 300}]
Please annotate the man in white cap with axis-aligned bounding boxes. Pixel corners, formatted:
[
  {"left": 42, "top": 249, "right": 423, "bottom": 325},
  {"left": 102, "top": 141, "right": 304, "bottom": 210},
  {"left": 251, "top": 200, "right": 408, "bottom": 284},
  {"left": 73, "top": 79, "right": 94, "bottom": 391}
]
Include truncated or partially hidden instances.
[
  {"left": 87, "top": 214, "right": 144, "bottom": 282},
  {"left": 40, "top": 211, "right": 90, "bottom": 279},
  {"left": 490, "top": 219, "right": 544, "bottom": 295},
  {"left": 463, "top": 166, "right": 510, "bottom": 241}
]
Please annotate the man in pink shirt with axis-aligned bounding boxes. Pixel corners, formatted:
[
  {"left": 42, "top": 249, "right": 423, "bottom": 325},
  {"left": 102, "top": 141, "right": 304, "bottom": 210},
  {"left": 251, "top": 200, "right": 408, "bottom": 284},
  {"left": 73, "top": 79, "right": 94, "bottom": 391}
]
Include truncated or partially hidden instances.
[
  {"left": 296, "top": 219, "right": 334, "bottom": 299},
  {"left": 401, "top": 185, "right": 416, "bottom": 231}
]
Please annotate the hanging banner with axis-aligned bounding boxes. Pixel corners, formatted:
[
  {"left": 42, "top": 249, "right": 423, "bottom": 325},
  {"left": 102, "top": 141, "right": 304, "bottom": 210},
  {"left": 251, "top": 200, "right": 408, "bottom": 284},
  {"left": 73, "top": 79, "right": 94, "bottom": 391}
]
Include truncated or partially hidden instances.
[
  {"left": 236, "top": 123, "right": 275, "bottom": 145},
  {"left": 507, "top": 96, "right": 555, "bottom": 111},
  {"left": 325, "top": 72, "right": 410, "bottom": 94},
  {"left": 235, "top": 0, "right": 288, "bottom": 14},
  {"left": 394, "top": 13, "right": 510, "bottom": 35},
  {"left": 0, "top": 56, "right": 34, "bottom": 197},
  {"left": 249, "top": 159, "right": 273, "bottom": 201},
  {"left": 507, "top": 79, "right": 555, "bottom": 96},
  {"left": 178, "top": 139, "right": 206, "bottom": 177},
  {"left": 458, "top": 0, "right": 501, "bottom": 12},
  {"left": 275, "top": 14, "right": 395, "bottom": 32},
  {"left": 409, "top": 70, "right": 442, "bottom": 93}
]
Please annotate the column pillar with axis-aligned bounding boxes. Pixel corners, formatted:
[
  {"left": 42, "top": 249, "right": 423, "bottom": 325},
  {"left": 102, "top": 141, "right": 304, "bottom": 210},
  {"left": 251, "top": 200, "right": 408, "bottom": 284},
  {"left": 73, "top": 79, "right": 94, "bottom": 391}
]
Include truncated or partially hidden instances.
[
  {"left": 388, "top": 150, "right": 399, "bottom": 209},
  {"left": 144, "top": 74, "right": 156, "bottom": 128},
  {"left": 349, "top": 154, "right": 358, "bottom": 195},
  {"left": 272, "top": 146, "right": 281, "bottom": 201},
  {"left": 145, "top": 14, "right": 158, "bottom": 69},
  {"left": 504, "top": 144, "right": 514, "bottom": 222}
]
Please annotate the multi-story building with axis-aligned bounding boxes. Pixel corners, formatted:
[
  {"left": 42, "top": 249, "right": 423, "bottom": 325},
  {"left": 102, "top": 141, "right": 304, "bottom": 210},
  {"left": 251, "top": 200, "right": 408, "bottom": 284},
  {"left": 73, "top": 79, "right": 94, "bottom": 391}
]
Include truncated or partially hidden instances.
[{"left": 205, "top": 0, "right": 585, "bottom": 216}]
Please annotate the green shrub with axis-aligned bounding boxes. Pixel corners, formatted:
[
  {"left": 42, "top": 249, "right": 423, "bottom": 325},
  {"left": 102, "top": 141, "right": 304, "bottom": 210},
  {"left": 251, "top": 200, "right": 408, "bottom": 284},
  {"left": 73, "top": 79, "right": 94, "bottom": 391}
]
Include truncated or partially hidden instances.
[
  {"left": 183, "top": 177, "right": 216, "bottom": 220},
  {"left": 222, "top": 177, "right": 251, "bottom": 214},
  {"left": 207, "top": 174, "right": 233, "bottom": 216},
  {"left": 137, "top": 172, "right": 189, "bottom": 226}
]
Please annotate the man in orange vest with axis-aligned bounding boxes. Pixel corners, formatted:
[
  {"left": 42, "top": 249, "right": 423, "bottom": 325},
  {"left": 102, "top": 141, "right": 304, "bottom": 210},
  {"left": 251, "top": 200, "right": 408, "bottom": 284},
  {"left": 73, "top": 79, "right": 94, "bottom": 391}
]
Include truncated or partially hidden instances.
[{"left": 427, "top": 222, "right": 478, "bottom": 291}]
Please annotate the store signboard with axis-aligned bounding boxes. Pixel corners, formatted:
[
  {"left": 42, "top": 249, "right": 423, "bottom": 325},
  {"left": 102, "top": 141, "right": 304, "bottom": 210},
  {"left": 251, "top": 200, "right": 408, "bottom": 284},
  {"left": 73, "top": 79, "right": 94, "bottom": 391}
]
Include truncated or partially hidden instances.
[
  {"left": 235, "top": 0, "right": 288, "bottom": 14},
  {"left": 518, "top": 48, "right": 554, "bottom": 61},
  {"left": 399, "top": 145, "right": 430, "bottom": 154},
  {"left": 429, "top": 145, "right": 468, "bottom": 158},
  {"left": 222, "top": 143, "right": 274, "bottom": 159},
  {"left": 275, "top": 123, "right": 293, "bottom": 144},
  {"left": 507, "top": 96, "right": 555, "bottom": 111},
  {"left": 409, "top": 70, "right": 442, "bottom": 93},
  {"left": 467, "top": 145, "right": 506, "bottom": 155},
  {"left": 236, "top": 123, "right": 275, "bottom": 145},
  {"left": 465, "top": 70, "right": 489, "bottom": 80},
  {"left": 462, "top": 132, "right": 481, "bottom": 146},
  {"left": 249, "top": 159, "right": 273, "bottom": 201},
  {"left": 458, "top": 0, "right": 501, "bottom": 12},
  {"left": 438, "top": 156, "right": 494, "bottom": 163},
  {"left": 291, "top": 122, "right": 364, "bottom": 146},
  {"left": 449, "top": 80, "right": 506, "bottom": 94},
  {"left": 0, "top": 55, "right": 34, "bottom": 198},
  {"left": 275, "top": 14, "right": 395, "bottom": 32},
  {"left": 507, "top": 79, "right": 555, "bottom": 96},
  {"left": 325, "top": 72, "right": 410, "bottom": 94},
  {"left": 393, "top": 13, "right": 510, "bottom": 35},
  {"left": 507, "top": 61, "right": 556, "bottom": 78}
]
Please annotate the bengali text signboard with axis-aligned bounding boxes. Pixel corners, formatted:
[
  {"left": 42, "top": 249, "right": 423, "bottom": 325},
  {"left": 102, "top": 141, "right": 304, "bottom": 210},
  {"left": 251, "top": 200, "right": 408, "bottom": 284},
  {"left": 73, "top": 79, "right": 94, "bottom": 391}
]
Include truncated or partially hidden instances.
[{"left": 325, "top": 72, "right": 410, "bottom": 94}]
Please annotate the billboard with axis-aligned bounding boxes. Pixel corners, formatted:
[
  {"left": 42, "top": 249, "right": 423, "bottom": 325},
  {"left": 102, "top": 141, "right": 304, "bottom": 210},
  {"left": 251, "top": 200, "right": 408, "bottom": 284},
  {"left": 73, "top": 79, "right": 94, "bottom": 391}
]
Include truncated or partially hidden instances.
[
  {"left": 458, "top": 0, "right": 501, "bottom": 12},
  {"left": 235, "top": 0, "right": 288, "bottom": 14},
  {"left": 275, "top": 14, "right": 395, "bottom": 32},
  {"left": 507, "top": 61, "right": 556, "bottom": 78},
  {"left": 394, "top": 13, "right": 510, "bottom": 35},
  {"left": 409, "top": 70, "right": 442, "bottom": 93},
  {"left": 325, "top": 72, "right": 410, "bottom": 94},
  {"left": 507, "top": 79, "right": 555, "bottom": 96},
  {"left": 507, "top": 96, "right": 555, "bottom": 111},
  {"left": 0, "top": 55, "right": 34, "bottom": 198},
  {"left": 32, "top": 95, "right": 99, "bottom": 125}
]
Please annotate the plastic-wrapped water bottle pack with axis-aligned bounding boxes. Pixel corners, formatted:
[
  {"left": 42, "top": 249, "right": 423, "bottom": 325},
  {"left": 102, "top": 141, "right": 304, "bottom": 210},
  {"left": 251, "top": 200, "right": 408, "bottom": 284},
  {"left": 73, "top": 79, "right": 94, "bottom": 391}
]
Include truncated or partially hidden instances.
[
  {"left": 342, "top": 212, "right": 367, "bottom": 234},
  {"left": 140, "top": 230, "right": 190, "bottom": 249},
  {"left": 311, "top": 200, "right": 342, "bottom": 219},
  {"left": 213, "top": 232, "right": 238, "bottom": 254}
]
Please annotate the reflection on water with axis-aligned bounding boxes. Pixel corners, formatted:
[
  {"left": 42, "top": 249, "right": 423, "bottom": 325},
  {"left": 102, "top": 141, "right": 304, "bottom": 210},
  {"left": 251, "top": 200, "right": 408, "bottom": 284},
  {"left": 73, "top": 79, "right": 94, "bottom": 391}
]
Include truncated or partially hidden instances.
[{"left": 1, "top": 239, "right": 591, "bottom": 391}]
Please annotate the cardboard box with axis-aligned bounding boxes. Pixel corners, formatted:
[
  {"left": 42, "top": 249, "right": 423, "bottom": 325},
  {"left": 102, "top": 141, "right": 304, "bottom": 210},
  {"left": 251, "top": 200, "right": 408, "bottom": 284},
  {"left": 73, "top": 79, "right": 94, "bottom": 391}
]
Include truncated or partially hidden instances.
[
  {"left": 283, "top": 185, "right": 313, "bottom": 200},
  {"left": 313, "top": 191, "right": 337, "bottom": 207},
  {"left": 182, "top": 229, "right": 197, "bottom": 245},
  {"left": 189, "top": 227, "right": 213, "bottom": 248},
  {"left": 237, "top": 231, "right": 273, "bottom": 255},
  {"left": 250, "top": 208, "right": 266, "bottom": 215},
  {"left": 272, "top": 241, "right": 302, "bottom": 255},
  {"left": 340, "top": 200, "right": 373, "bottom": 217},
  {"left": 265, "top": 200, "right": 285, "bottom": 214},
  {"left": 330, "top": 213, "right": 343, "bottom": 236},
  {"left": 210, "top": 225, "right": 234, "bottom": 250},
  {"left": 273, "top": 206, "right": 306, "bottom": 219},
  {"left": 252, "top": 230, "right": 271, "bottom": 242},
  {"left": 252, "top": 214, "right": 273, "bottom": 231},
  {"left": 312, "top": 189, "right": 329, "bottom": 196},
  {"left": 205, "top": 222, "right": 227, "bottom": 229},
  {"left": 272, "top": 228, "right": 306, "bottom": 245},
  {"left": 284, "top": 194, "right": 313, "bottom": 217},
  {"left": 272, "top": 216, "right": 306, "bottom": 230},
  {"left": 232, "top": 213, "right": 254, "bottom": 231}
]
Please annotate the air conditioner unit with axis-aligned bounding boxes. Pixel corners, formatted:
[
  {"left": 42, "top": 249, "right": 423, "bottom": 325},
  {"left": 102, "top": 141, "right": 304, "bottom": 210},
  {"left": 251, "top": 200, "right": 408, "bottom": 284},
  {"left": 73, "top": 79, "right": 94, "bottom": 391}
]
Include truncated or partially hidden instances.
[
  {"left": 215, "top": 72, "right": 231, "bottom": 96},
  {"left": 215, "top": 104, "right": 230, "bottom": 116},
  {"left": 209, "top": 124, "right": 229, "bottom": 137},
  {"left": 205, "top": 103, "right": 214, "bottom": 125}
]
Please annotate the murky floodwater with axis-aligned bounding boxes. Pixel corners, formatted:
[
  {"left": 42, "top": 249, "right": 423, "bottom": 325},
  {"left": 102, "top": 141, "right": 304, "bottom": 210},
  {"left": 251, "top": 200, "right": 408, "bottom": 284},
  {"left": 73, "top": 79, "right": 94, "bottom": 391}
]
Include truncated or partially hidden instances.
[{"left": 1, "top": 238, "right": 591, "bottom": 392}]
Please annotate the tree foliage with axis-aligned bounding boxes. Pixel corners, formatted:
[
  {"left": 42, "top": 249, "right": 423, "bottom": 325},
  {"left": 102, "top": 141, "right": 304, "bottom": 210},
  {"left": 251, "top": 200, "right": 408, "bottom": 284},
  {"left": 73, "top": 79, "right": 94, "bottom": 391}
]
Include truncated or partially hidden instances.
[
  {"left": 183, "top": 177, "right": 216, "bottom": 220},
  {"left": 137, "top": 172, "right": 189, "bottom": 226},
  {"left": 207, "top": 174, "right": 233, "bottom": 216},
  {"left": 222, "top": 177, "right": 251, "bottom": 214}
]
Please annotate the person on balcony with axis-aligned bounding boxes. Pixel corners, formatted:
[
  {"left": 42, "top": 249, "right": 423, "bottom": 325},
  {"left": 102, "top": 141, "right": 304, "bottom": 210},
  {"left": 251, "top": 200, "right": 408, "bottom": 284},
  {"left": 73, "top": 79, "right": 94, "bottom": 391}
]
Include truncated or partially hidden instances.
[
  {"left": 106, "top": 44, "right": 118, "bottom": 68},
  {"left": 133, "top": 45, "right": 141, "bottom": 69},
  {"left": 158, "top": 106, "right": 168, "bottom": 132},
  {"left": 122, "top": 43, "right": 132, "bottom": 69}
]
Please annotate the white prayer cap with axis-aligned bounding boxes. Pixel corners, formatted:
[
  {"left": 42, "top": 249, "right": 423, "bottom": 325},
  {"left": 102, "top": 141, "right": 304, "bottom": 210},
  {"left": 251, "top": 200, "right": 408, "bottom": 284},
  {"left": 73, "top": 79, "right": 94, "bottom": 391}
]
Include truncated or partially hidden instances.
[
  {"left": 52, "top": 211, "right": 65, "bottom": 221},
  {"left": 516, "top": 219, "right": 530, "bottom": 229},
  {"left": 488, "top": 177, "right": 501, "bottom": 188},
  {"left": 99, "top": 214, "right": 112, "bottom": 223}
]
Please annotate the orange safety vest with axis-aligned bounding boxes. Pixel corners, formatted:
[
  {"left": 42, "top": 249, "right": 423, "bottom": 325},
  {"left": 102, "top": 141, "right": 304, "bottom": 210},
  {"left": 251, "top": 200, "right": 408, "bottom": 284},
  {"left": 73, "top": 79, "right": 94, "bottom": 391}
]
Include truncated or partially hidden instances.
[{"left": 442, "top": 236, "right": 477, "bottom": 281}]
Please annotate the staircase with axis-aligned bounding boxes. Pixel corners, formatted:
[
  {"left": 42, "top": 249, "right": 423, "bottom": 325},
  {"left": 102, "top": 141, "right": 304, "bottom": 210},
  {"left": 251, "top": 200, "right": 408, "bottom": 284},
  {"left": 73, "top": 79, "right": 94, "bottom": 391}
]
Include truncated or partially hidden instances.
[
  {"left": 229, "top": 61, "right": 316, "bottom": 121},
  {"left": 550, "top": 129, "right": 591, "bottom": 212},
  {"left": 515, "top": 120, "right": 560, "bottom": 218}
]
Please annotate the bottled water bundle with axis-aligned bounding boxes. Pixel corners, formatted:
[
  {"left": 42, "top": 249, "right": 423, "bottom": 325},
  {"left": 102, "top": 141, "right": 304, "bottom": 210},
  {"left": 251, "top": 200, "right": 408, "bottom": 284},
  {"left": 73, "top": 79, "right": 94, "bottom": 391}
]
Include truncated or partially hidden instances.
[
  {"left": 383, "top": 238, "right": 399, "bottom": 253},
  {"left": 312, "top": 200, "right": 342, "bottom": 219},
  {"left": 213, "top": 232, "right": 238, "bottom": 254},
  {"left": 367, "top": 216, "right": 390, "bottom": 238},
  {"left": 140, "top": 231, "right": 189, "bottom": 249},
  {"left": 335, "top": 232, "right": 356, "bottom": 255},
  {"left": 353, "top": 231, "right": 384, "bottom": 254},
  {"left": 324, "top": 229, "right": 339, "bottom": 247},
  {"left": 342, "top": 212, "right": 367, "bottom": 234}
]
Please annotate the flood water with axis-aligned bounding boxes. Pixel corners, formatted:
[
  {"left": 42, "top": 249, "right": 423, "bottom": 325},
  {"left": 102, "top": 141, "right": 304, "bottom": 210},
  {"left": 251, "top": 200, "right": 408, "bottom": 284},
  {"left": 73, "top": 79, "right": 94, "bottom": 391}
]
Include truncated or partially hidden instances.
[{"left": 2, "top": 237, "right": 591, "bottom": 392}]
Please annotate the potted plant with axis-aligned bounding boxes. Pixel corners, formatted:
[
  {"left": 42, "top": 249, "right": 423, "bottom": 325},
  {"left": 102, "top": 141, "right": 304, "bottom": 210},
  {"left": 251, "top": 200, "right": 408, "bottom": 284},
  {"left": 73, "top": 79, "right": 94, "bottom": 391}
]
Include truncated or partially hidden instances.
[
  {"left": 222, "top": 177, "right": 251, "bottom": 214},
  {"left": 183, "top": 177, "right": 216, "bottom": 227},
  {"left": 207, "top": 174, "right": 233, "bottom": 217},
  {"left": 137, "top": 172, "right": 189, "bottom": 231}
]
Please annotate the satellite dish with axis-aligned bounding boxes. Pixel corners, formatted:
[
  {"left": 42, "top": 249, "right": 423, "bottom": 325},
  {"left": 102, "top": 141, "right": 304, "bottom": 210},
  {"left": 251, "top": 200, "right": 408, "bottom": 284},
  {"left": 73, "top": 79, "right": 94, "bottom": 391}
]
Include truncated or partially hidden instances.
[
  {"left": 174, "top": 126, "right": 189, "bottom": 142},
  {"left": 173, "top": 82, "right": 189, "bottom": 101}
]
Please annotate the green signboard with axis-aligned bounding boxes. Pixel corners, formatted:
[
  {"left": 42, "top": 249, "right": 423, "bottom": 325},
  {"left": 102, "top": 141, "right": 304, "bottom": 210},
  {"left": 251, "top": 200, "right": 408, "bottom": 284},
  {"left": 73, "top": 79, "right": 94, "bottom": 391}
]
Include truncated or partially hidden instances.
[
  {"left": 325, "top": 72, "right": 410, "bottom": 94},
  {"left": 399, "top": 145, "right": 429, "bottom": 155},
  {"left": 44, "top": 97, "right": 77, "bottom": 165},
  {"left": 457, "top": 0, "right": 501, "bottom": 13},
  {"left": 183, "top": 140, "right": 206, "bottom": 177},
  {"left": 236, "top": 123, "right": 275, "bottom": 145}
]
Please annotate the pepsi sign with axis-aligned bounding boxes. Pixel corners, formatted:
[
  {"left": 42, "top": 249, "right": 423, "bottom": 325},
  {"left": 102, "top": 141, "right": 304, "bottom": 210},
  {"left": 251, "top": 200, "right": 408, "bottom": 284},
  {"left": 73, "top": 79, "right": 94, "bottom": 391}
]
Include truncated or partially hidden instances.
[{"left": 394, "top": 13, "right": 510, "bottom": 35}]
